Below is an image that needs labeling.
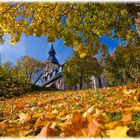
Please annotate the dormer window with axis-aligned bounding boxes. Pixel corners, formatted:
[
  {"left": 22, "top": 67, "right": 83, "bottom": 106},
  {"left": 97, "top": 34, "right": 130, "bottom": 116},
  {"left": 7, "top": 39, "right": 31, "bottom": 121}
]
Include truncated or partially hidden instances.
[
  {"left": 59, "top": 66, "right": 62, "bottom": 72},
  {"left": 53, "top": 71, "right": 55, "bottom": 77},
  {"left": 50, "top": 73, "right": 52, "bottom": 79},
  {"left": 55, "top": 69, "right": 58, "bottom": 75}
]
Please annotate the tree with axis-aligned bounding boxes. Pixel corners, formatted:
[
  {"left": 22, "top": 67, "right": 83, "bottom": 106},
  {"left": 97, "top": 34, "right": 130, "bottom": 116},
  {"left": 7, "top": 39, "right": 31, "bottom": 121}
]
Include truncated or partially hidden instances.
[
  {"left": 64, "top": 52, "right": 102, "bottom": 89},
  {"left": 0, "top": 3, "right": 139, "bottom": 55},
  {"left": 0, "top": 61, "right": 31, "bottom": 98},
  {"left": 103, "top": 45, "right": 140, "bottom": 86},
  {"left": 16, "top": 56, "right": 45, "bottom": 85},
  {"left": 126, "top": 3, "right": 140, "bottom": 37}
]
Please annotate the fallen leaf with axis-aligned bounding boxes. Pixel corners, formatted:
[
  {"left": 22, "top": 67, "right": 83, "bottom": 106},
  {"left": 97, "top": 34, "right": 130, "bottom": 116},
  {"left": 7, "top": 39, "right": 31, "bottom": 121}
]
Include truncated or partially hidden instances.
[
  {"left": 81, "top": 128, "right": 88, "bottom": 136},
  {"left": 22, "top": 125, "right": 30, "bottom": 131},
  {"left": 88, "top": 117, "right": 100, "bottom": 137},
  {"left": 105, "top": 121, "right": 120, "bottom": 130},
  {"left": 19, "top": 113, "right": 32, "bottom": 123},
  {"left": 71, "top": 112, "right": 83, "bottom": 131},
  {"left": 58, "top": 110, "right": 67, "bottom": 118},
  {"left": 15, "top": 100, "right": 25, "bottom": 109},
  {"left": 37, "top": 122, "right": 54, "bottom": 137},
  {"left": 34, "top": 118, "right": 46, "bottom": 128},
  {"left": 106, "top": 126, "right": 129, "bottom": 138},
  {"left": 60, "top": 112, "right": 84, "bottom": 137},
  {"left": 52, "top": 109, "right": 58, "bottom": 115},
  {"left": 0, "top": 120, "right": 8, "bottom": 130},
  {"left": 121, "top": 114, "right": 132, "bottom": 124}
]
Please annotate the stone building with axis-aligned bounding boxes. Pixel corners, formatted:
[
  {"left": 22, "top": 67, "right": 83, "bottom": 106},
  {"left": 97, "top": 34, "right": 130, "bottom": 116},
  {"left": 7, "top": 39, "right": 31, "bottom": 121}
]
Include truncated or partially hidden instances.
[{"left": 43, "top": 44, "right": 107, "bottom": 90}]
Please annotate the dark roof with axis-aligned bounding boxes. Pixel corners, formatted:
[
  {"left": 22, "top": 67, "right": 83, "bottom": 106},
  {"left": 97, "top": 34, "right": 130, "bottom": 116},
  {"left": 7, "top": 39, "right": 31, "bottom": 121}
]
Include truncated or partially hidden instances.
[
  {"left": 49, "top": 44, "right": 56, "bottom": 53},
  {"left": 47, "top": 56, "right": 59, "bottom": 65},
  {"left": 47, "top": 44, "right": 59, "bottom": 65},
  {"left": 43, "top": 72, "right": 63, "bottom": 86}
]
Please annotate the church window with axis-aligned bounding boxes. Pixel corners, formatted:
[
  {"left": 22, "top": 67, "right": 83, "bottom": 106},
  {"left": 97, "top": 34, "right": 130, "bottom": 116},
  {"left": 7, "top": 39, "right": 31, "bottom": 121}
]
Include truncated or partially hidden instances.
[
  {"left": 50, "top": 73, "right": 52, "bottom": 79},
  {"left": 55, "top": 69, "right": 58, "bottom": 75},
  {"left": 59, "top": 66, "right": 62, "bottom": 72},
  {"left": 48, "top": 75, "right": 50, "bottom": 80}
]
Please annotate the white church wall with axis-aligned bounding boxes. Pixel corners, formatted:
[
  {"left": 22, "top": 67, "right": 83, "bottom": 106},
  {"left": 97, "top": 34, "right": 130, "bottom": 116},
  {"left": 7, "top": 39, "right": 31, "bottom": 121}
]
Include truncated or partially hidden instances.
[{"left": 100, "top": 75, "right": 107, "bottom": 87}]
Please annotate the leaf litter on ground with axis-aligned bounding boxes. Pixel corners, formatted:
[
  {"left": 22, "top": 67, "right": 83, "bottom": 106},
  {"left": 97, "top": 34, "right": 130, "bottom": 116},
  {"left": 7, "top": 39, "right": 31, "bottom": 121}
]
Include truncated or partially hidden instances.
[{"left": 0, "top": 84, "right": 140, "bottom": 137}]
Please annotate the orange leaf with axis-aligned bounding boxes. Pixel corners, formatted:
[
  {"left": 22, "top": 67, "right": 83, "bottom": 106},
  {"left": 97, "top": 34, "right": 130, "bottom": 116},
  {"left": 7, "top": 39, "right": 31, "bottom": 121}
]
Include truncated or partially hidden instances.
[
  {"left": 121, "top": 114, "right": 132, "bottom": 124},
  {"left": 34, "top": 118, "right": 45, "bottom": 128},
  {"left": 0, "top": 120, "right": 8, "bottom": 130},
  {"left": 58, "top": 110, "right": 67, "bottom": 118},
  {"left": 105, "top": 121, "right": 120, "bottom": 130},
  {"left": 37, "top": 122, "right": 54, "bottom": 137},
  {"left": 22, "top": 125, "right": 30, "bottom": 131},
  {"left": 15, "top": 100, "right": 25, "bottom": 109},
  {"left": 60, "top": 112, "right": 84, "bottom": 137},
  {"left": 88, "top": 118, "right": 100, "bottom": 137},
  {"left": 86, "top": 114, "right": 93, "bottom": 123},
  {"left": 25, "top": 113, "right": 32, "bottom": 122},
  {"left": 71, "top": 112, "right": 83, "bottom": 131}
]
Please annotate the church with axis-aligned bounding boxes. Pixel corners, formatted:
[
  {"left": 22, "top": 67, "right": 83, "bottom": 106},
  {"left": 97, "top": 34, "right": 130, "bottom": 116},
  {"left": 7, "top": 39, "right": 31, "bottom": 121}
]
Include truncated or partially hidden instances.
[{"left": 43, "top": 44, "right": 107, "bottom": 90}]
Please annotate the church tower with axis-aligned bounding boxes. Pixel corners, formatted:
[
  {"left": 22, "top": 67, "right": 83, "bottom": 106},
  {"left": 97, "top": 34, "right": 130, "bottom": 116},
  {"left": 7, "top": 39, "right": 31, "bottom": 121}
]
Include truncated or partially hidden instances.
[
  {"left": 46, "top": 44, "right": 59, "bottom": 74},
  {"left": 47, "top": 44, "right": 59, "bottom": 65}
]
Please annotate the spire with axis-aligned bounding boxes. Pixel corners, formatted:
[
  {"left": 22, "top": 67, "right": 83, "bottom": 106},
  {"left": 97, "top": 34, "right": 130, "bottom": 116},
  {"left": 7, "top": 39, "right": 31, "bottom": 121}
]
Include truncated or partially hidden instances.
[
  {"left": 47, "top": 44, "right": 59, "bottom": 65},
  {"left": 49, "top": 44, "right": 56, "bottom": 55}
]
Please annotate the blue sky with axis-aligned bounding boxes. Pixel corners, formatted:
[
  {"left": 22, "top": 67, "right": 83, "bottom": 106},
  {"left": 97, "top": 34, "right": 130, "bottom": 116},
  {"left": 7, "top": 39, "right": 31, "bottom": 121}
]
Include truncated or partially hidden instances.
[
  {"left": 0, "top": 34, "right": 74, "bottom": 65},
  {"left": 0, "top": 32, "right": 127, "bottom": 65}
]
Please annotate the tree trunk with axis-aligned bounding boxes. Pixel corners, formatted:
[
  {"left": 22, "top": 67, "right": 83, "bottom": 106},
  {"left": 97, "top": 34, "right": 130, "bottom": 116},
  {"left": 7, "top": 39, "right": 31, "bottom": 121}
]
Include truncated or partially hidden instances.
[
  {"left": 79, "top": 77, "right": 83, "bottom": 90},
  {"left": 75, "top": 85, "right": 77, "bottom": 90}
]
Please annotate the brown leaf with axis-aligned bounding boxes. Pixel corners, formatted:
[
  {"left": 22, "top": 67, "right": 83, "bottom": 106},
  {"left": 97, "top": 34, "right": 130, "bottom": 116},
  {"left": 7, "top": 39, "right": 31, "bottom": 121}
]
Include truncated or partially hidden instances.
[
  {"left": 60, "top": 112, "right": 84, "bottom": 137},
  {"left": 37, "top": 122, "right": 54, "bottom": 137},
  {"left": 71, "top": 111, "right": 83, "bottom": 130},
  {"left": 0, "top": 120, "right": 8, "bottom": 130}
]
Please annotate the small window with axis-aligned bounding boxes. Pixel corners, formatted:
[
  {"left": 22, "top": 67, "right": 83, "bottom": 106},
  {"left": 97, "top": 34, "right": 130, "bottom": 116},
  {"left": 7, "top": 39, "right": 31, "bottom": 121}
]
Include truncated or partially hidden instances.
[
  {"left": 50, "top": 73, "right": 52, "bottom": 79},
  {"left": 55, "top": 69, "right": 58, "bottom": 75},
  {"left": 47, "top": 75, "right": 50, "bottom": 80},
  {"left": 59, "top": 66, "right": 62, "bottom": 72},
  {"left": 53, "top": 71, "right": 55, "bottom": 77}
]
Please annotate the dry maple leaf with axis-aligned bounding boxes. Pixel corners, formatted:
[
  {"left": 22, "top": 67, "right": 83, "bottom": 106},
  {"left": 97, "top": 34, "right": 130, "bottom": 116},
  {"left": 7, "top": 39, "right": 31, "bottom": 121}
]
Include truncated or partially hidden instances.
[
  {"left": 87, "top": 117, "right": 101, "bottom": 137},
  {"left": 37, "top": 122, "right": 54, "bottom": 137},
  {"left": 60, "top": 112, "right": 84, "bottom": 137},
  {"left": 71, "top": 111, "right": 83, "bottom": 130}
]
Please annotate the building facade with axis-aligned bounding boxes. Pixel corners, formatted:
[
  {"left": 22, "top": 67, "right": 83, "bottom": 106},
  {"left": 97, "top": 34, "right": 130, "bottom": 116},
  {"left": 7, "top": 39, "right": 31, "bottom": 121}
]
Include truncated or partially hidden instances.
[{"left": 43, "top": 44, "right": 107, "bottom": 90}]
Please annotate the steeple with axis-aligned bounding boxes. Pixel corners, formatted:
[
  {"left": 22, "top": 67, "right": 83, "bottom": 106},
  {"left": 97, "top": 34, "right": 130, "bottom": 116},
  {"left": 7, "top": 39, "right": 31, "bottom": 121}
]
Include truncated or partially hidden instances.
[{"left": 47, "top": 44, "right": 59, "bottom": 65}]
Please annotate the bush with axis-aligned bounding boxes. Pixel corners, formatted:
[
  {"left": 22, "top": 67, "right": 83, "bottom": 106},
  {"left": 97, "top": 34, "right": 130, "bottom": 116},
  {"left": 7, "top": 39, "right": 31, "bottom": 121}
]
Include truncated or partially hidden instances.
[{"left": 0, "top": 64, "right": 32, "bottom": 98}]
